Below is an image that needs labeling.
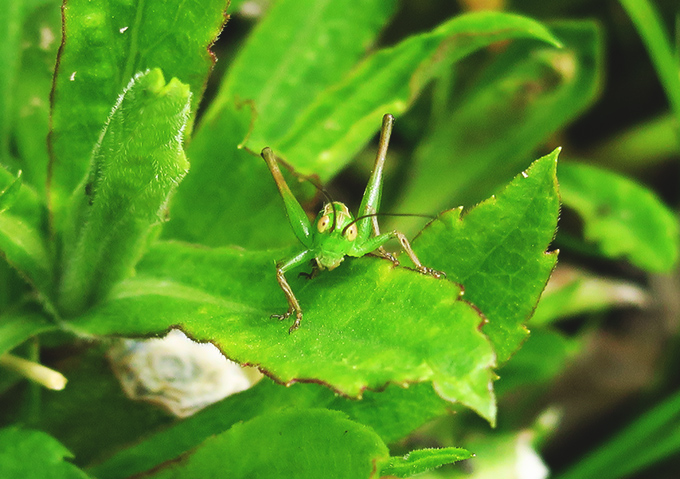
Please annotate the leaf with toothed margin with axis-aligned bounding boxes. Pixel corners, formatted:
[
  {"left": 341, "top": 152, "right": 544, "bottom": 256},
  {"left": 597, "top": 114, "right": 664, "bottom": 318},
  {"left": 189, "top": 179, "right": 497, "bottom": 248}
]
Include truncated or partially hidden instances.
[
  {"left": 413, "top": 148, "right": 561, "bottom": 365},
  {"left": 68, "top": 240, "right": 497, "bottom": 424}
]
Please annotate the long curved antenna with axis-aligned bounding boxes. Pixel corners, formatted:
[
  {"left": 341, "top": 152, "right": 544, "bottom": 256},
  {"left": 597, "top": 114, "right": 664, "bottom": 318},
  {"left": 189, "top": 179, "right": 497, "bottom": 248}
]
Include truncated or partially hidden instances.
[{"left": 342, "top": 212, "right": 436, "bottom": 235}]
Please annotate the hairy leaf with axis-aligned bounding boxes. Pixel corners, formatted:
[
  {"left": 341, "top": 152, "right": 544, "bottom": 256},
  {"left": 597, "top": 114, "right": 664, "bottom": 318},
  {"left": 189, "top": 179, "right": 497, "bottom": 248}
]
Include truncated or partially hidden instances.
[
  {"left": 48, "top": 0, "right": 227, "bottom": 219},
  {"left": 57, "top": 69, "right": 190, "bottom": 316},
  {"left": 381, "top": 447, "right": 472, "bottom": 478}
]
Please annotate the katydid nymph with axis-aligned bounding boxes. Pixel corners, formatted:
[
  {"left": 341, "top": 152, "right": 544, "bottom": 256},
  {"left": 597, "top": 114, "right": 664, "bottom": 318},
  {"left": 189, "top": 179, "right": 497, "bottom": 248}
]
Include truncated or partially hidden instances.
[{"left": 262, "top": 114, "right": 444, "bottom": 333}]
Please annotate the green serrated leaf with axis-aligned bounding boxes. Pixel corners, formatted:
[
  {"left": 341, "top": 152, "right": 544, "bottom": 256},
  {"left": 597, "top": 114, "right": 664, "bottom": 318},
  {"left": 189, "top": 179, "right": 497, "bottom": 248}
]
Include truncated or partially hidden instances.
[
  {"left": 381, "top": 447, "right": 472, "bottom": 478},
  {"left": 69, "top": 241, "right": 496, "bottom": 423},
  {"left": 414, "top": 149, "right": 561, "bottom": 366},
  {"left": 142, "top": 409, "right": 389, "bottom": 479},
  {"left": 48, "top": 0, "right": 227, "bottom": 220},
  {"left": 57, "top": 69, "right": 191, "bottom": 316},
  {"left": 397, "top": 21, "right": 601, "bottom": 219},
  {"left": 274, "top": 11, "right": 562, "bottom": 179},
  {"left": 558, "top": 162, "right": 679, "bottom": 273},
  {"left": 0, "top": 427, "right": 90, "bottom": 479}
]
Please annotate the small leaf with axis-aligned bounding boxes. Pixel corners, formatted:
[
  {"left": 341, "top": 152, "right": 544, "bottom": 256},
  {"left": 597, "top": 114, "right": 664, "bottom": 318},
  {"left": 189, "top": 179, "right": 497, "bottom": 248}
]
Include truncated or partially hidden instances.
[
  {"left": 140, "top": 409, "right": 389, "bottom": 479},
  {"left": 0, "top": 427, "right": 90, "bottom": 479},
  {"left": 58, "top": 69, "right": 191, "bottom": 316},
  {"left": 414, "top": 149, "right": 561, "bottom": 365},
  {"left": 70, "top": 241, "right": 496, "bottom": 423},
  {"left": 558, "top": 162, "right": 679, "bottom": 272},
  {"left": 0, "top": 311, "right": 57, "bottom": 356},
  {"left": 380, "top": 447, "right": 472, "bottom": 478},
  {"left": 48, "top": 0, "right": 228, "bottom": 220}
]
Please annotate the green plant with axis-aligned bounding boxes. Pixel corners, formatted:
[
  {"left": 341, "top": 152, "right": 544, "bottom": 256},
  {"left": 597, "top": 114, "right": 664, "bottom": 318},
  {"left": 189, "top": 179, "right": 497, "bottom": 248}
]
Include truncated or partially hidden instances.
[{"left": 1, "top": 0, "right": 679, "bottom": 478}]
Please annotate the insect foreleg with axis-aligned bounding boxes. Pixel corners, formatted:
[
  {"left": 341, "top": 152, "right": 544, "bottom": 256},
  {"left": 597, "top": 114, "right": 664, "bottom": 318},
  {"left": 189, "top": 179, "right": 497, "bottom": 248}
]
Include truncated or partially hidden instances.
[{"left": 273, "top": 249, "right": 315, "bottom": 333}]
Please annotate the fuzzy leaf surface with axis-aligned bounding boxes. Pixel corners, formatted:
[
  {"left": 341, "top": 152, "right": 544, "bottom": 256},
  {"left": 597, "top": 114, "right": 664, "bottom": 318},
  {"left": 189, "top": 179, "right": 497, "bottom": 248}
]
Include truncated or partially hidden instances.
[
  {"left": 141, "top": 409, "right": 388, "bottom": 479},
  {"left": 558, "top": 162, "right": 679, "bottom": 272},
  {"left": 381, "top": 448, "right": 472, "bottom": 478},
  {"left": 57, "top": 69, "right": 190, "bottom": 316},
  {"left": 413, "top": 149, "right": 560, "bottom": 365},
  {"left": 70, "top": 240, "right": 496, "bottom": 422},
  {"left": 48, "top": 0, "right": 227, "bottom": 217}
]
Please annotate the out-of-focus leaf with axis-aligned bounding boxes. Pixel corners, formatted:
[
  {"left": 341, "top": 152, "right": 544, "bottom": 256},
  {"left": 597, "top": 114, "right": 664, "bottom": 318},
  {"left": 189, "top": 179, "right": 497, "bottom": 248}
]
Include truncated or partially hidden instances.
[
  {"left": 494, "top": 328, "right": 578, "bottom": 398},
  {"left": 57, "top": 69, "right": 190, "bottom": 316},
  {"left": 209, "top": 0, "right": 399, "bottom": 147},
  {"left": 69, "top": 241, "right": 496, "bottom": 423},
  {"left": 27, "top": 346, "right": 173, "bottom": 467},
  {"left": 87, "top": 379, "right": 329, "bottom": 479},
  {"left": 0, "top": 311, "right": 56, "bottom": 356},
  {"left": 558, "top": 162, "right": 679, "bottom": 272},
  {"left": 274, "top": 12, "right": 562, "bottom": 178},
  {"left": 381, "top": 448, "right": 472, "bottom": 478},
  {"left": 0, "top": 212, "right": 52, "bottom": 295},
  {"left": 619, "top": 0, "right": 680, "bottom": 131},
  {"left": 48, "top": 0, "right": 228, "bottom": 221},
  {"left": 0, "top": 170, "right": 22, "bottom": 213},
  {"left": 414, "top": 149, "right": 560, "bottom": 365},
  {"left": 12, "top": 1, "right": 61, "bottom": 196},
  {"left": 555, "top": 389, "right": 680, "bottom": 479},
  {"left": 166, "top": 0, "right": 399, "bottom": 248},
  {"left": 397, "top": 21, "right": 600, "bottom": 219},
  {"left": 0, "top": 427, "right": 90, "bottom": 478},
  {"left": 531, "top": 265, "right": 648, "bottom": 325},
  {"left": 141, "top": 409, "right": 389, "bottom": 479}
]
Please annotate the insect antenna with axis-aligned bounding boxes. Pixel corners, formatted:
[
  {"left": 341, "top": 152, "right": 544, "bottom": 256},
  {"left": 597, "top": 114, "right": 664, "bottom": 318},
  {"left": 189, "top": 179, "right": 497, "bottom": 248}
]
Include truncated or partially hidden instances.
[
  {"left": 342, "top": 213, "right": 437, "bottom": 235},
  {"left": 272, "top": 153, "right": 340, "bottom": 232}
]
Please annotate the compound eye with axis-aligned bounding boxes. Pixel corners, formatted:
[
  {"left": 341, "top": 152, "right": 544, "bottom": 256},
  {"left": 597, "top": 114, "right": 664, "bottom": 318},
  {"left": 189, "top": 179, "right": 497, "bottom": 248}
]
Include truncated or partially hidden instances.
[
  {"left": 317, "top": 215, "right": 331, "bottom": 233},
  {"left": 344, "top": 223, "right": 358, "bottom": 241}
]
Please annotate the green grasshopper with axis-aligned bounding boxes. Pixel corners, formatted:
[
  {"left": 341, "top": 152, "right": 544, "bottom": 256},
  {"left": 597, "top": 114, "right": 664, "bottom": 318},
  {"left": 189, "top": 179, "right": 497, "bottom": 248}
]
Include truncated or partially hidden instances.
[{"left": 262, "top": 114, "right": 443, "bottom": 332}]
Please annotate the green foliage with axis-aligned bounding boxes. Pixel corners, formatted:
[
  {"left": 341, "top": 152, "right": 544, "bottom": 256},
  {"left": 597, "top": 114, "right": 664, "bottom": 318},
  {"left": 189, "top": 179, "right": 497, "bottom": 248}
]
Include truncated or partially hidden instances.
[
  {"left": 0, "top": 427, "right": 90, "bottom": 478},
  {"left": 1, "top": 0, "right": 679, "bottom": 477},
  {"left": 559, "top": 162, "right": 679, "bottom": 272}
]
